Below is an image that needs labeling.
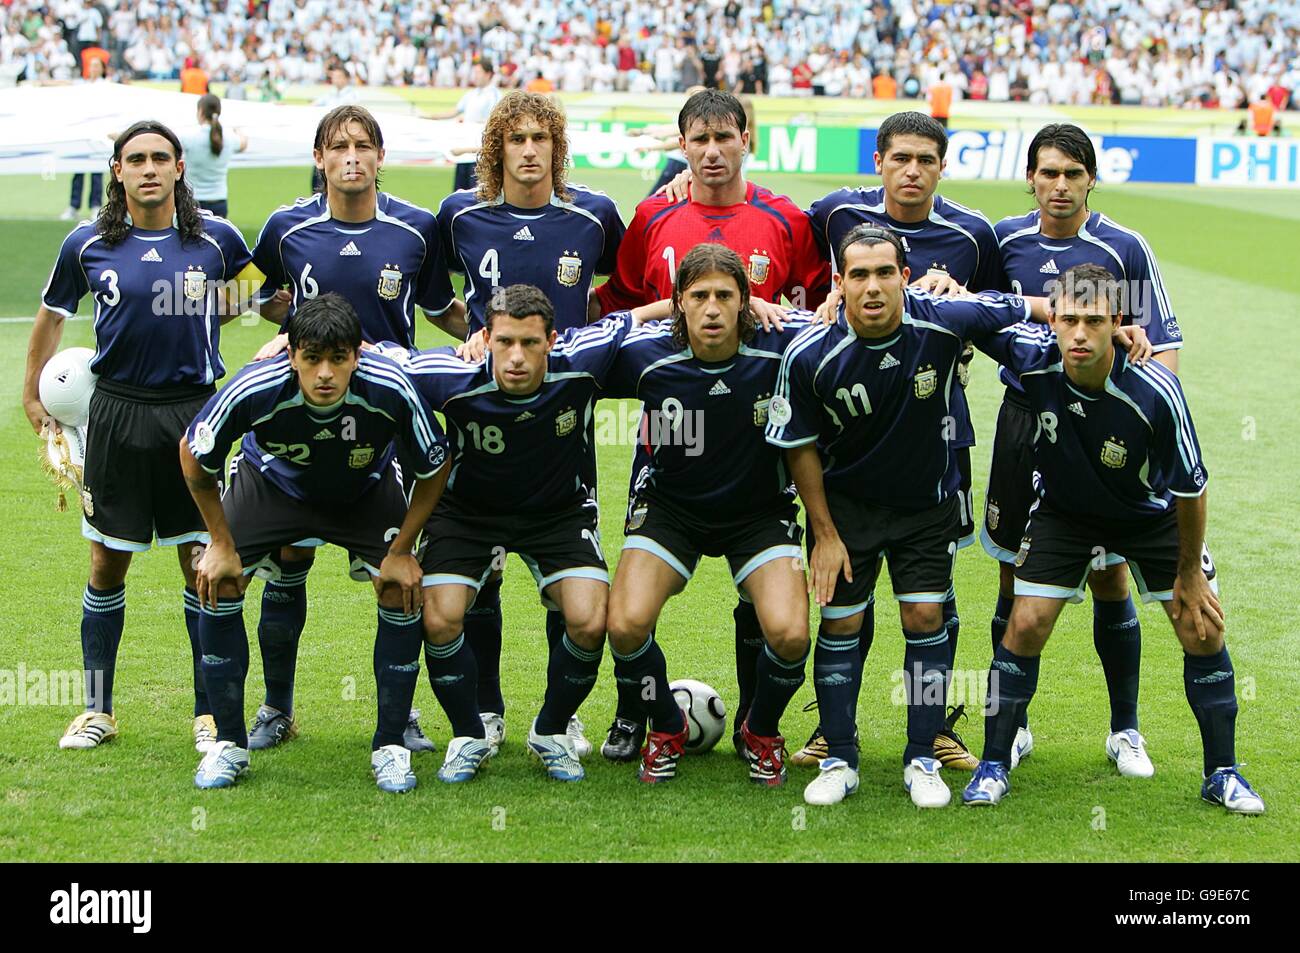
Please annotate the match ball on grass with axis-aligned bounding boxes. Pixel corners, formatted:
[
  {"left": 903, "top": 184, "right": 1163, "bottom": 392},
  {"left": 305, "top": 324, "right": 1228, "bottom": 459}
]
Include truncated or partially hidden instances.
[
  {"left": 39, "top": 347, "right": 97, "bottom": 428},
  {"left": 670, "top": 679, "right": 727, "bottom": 754}
]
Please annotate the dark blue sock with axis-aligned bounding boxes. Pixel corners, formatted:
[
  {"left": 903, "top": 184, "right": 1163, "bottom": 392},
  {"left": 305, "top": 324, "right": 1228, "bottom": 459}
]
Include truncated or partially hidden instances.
[
  {"left": 983, "top": 642, "right": 1040, "bottom": 764},
  {"left": 424, "top": 634, "right": 485, "bottom": 739},
  {"left": 544, "top": 609, "right": 565, "bottom": 649},
  {"left": 199, "top": 596, "right": 249, "bottom": 747},
  {"left": 536, "top": 633, "right": 602, "bottom": 734},
  {"left": 183, "top": 588, "right": 209, "bottom": 717},
  {"left": 747, "top": 643, "right": 807, "bottom": 737},
  {"left": 733, "top": 598, "right": 764, "bottom": 726},
  {"left": 258, "top": 558, "right": 311, "bottom": 714},
  {"left": 1093, "top": 596, "right": 1141, "bottom": 732},
  {"left": 991, "top": 594, "right": 1025, "bottom": 728},
  {"left": 903, "top": 626, "right": 951, "bottom": 763},
  {"left": 1184, "top": 648, "right": 1238, "bottom": 775},
  {"left": 465, "top": 577, "right": 504, "bottom": 714},
  {"left": 611, "top": 634, "right": 683, "bottom": 733},
  {"left": 614, "top": 625, "right": 653, "bottom": 723},
  {"left": 813, "top": 625, "right": 860, "bottom": 769},
  {"left": 943, "top": 593, "right": 960, "bottom": 670},
  {"left": 81, "top": 584, "right": 125, "bottom": 713},
  {"left": 843, "top": 598, "right": 875, "bottom": 718},
  {"left": 373, "top": 607, "right": 424, "bottom": 750}
]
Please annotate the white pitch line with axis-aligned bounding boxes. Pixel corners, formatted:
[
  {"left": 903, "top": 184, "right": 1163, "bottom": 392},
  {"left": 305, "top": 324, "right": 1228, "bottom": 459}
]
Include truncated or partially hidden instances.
[{"left": 0, "top": 316, "right": 90, "bottom": 323}]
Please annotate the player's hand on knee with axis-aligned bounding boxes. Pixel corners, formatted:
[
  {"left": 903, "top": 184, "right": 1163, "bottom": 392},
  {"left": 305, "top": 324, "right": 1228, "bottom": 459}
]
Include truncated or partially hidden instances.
[
  {"left": 196, "top": 542, "right": 243, "bottom": 610},
  {"left": 809, "top": 536, "right": 851, "bottom": 607},
  {"left": 1112, "top": 325, "right": 1152, "bottom": 365},
  {"left": 253, "top": 332, "right": 290, "bottom": 362},
  {"left": 377, "top": 552, "right": 423, "bottom": 615},
  {"left": 750, "top": 297, "right": 787, "bottom": 332},
  {"left": 1173, "top": 570, "right": 1224, "bottom": 641}
]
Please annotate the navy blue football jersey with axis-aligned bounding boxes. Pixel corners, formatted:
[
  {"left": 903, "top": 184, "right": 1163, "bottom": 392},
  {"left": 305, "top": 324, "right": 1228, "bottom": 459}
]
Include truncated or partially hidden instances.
[
  {"left": 603, "top": 312, "right": 811, "bottom": 520},
  {"left": 400, "top": 314, "right": 633, "bottom": 513},
  {"left": 186, "top": 352, "right": 447, "bottom": 505},
  {"left": 438, "top": 185, "right": 625, "bottom": 335},
  {"left": 995, "top": 209, "right": 1182, "bottom": 390},
  {"left": 252, "top": 192, "right": 455, "bottom": 348},
  {"left": 42, "top": 212, "right": 252, "bottom": 388},
  {"left": 768, "top": 290, "right": 1030, "bottom": 509},
  {"left": 977, "top": 324, "right": 1207, "bottom": 521},
  {"left": 807, "top": 187, "right": 1003, "bottom": 452}
]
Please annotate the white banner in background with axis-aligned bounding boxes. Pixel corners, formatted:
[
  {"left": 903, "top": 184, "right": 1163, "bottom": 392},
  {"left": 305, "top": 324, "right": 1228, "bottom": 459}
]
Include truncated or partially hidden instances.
[
  {"left": 1195, "top": 136, "right": 1300, "bottom": 188},
  {"left": 0, "top": 83, "right": 653, "bottom": 175}
]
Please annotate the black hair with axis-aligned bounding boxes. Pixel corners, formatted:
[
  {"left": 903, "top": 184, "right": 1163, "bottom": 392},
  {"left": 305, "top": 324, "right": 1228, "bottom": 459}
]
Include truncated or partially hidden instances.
[
  {"left": 671, "top": 243, "right": 756, "bottom": 349},
  {"left": 286, "top": 292, "right": 362, "bottom": 353},
  {"left": 99, "top": 120, "right": 204, "bottom": 247},
  {"left": 678, "top": 88, "right": 747, "bottom": 137},
  {"left": 313, "top": 105, "right": 385, "bottom": 196},
  {"left": 837, "top": 223, "right": 907, "bottom": 272},
  {"left": 1026, "top": 122, "right": 1097, "bottom": 178},
  {"left": 876, "top": 110, "right": 948, "bottom": 161},
  {"left": 485, "top": 284, "right": 554, "bottom": 335},
  {"left": 477, "top": 56, "right": 495, "bottom": 75}
]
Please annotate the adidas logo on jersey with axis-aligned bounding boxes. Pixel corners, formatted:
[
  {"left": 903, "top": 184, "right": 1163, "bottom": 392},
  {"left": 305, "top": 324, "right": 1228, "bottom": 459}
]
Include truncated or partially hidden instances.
[
  {"left": 514, "top": 411, "right": 535, "bottom": 422},
  {"left": 513, "top": 226, "right": 535, "bottom": 241},
  {"left": 708, "top": 379, "right": 731, "bottom": 396},
  {"left": 313, "top": 428, "right": 335, "bottom": 440},
  {"left": 879, "top": 353, "right": 901, "bottom": 370},
  {"left": 139, "top": 247, "right": 163, "bottom": 263},
  {"left": 1068, "top": 401, "right": 1086, "bottom": 417},
  {"left": 339, "top": 241, "right": 361, "bottom": 256},
  {"left": 1039, "top": 258, "right": 1060, "bottom": 275}
]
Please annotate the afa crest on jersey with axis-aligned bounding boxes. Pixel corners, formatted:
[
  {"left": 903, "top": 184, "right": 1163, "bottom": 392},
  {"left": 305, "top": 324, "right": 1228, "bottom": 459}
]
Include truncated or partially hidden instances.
[
  {"left": 748, "top": 251, "right": 771, "bottom": 285},
  {"left": 378, "top": 264, "right": 403, "bottom": 301},
  {"left": 555, "top": 407, "right": 577, "bottom": 437},
  {"left": 557, "top": 251, "right": 583, "bottom": 288},
  {"left": 914, "top": 364, "right": 937, "bottom": 399},
  {"left": 348, "top": 445, "right": 375, "bottom": 469},
  {"left": 753, "top": 394, "right": 771, "bottom": 427},
  {"left": 1100, "top": 436, "right": 1127, "bottom": 469},
  {"left": 184, "top": 266, "right": 207, "bottom": 301}
]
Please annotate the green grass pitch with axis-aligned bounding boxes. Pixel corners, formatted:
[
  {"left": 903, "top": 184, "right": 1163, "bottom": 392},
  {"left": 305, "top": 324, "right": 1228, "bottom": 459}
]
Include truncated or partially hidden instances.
[{"left": 0, "top": 164, "right": 1296, "bottom": 862}]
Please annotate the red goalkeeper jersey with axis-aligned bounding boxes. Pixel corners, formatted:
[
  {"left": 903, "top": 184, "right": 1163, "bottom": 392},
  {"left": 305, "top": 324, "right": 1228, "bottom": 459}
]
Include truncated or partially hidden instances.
[{"left": 596, "top": 180, "right": 831, "bottom": 313}]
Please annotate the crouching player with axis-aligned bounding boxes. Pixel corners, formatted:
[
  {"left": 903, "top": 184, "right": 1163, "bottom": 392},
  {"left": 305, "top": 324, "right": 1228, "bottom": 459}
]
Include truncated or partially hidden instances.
[
  {"left": 963, "top": 264, "right": 1263, "bottom": 814},
  {"left": 399, "top": 285, "right": 642, "bottom": 783},
  {"left": 602, "top": 244, "right": 811, "bottom": 786},
  {"left": 179, "top": 294, "right": 451, "bottom": 791}
]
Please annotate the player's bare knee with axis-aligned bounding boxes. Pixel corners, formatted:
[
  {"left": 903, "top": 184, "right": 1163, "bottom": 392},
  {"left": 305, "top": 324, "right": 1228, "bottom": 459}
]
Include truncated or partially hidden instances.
[
  {"left": 766, "top": 625, "right": 809, "bottom": 662},
  {"left": 606, "top": 609, "right": 651, "bottom": 656},
  {"left": 900, "top": 601, "right": 943, "bottom": 633},
  {"left": 88, "top": 544, "right": 131, "bottom": 589},
  {"left": 820, "top": 613, "right": 861, "bottom": 637},
  {"left": 1004, "top": 610, "right": 1052, "bottom": 655},
  {"left": 998, "top": 563, "right": 1016, "bottom": 598},
  {"left": 1087, "top": 564, "right": 1129, "bottom": 600},
  {"left": 423, "top": 610, "right": 463, "bottom": 645},
  {"left": 281, "top": 544, "right": 316, "bottom": 566},
  {"left": 562, "top": 609, "right": 606, "bottom": 651},
  {"left": 377, "top": 582, "right": 406, "bottom": 612}
]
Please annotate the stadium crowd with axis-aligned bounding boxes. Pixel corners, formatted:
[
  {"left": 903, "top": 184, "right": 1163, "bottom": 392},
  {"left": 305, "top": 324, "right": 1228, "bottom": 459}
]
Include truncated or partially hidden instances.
[{"left": 1, "top": 0, "right": 1297, "bottom": 109}]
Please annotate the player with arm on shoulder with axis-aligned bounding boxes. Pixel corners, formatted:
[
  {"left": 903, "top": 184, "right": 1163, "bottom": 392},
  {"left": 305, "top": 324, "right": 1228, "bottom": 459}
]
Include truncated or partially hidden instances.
[
  {"left": 437, "top": 92, "right": 626, "bottom": 751},
  {"left": 243, "top": 105, "right": 461, "bottom": 754},
  {"left": 602, "top": 244, "right": 811, "bottom": 786},
  {"left": 399, "top": 285, "right": 636, "bottom": 783},
  {"left": 179, "top": 294, "right": 451, "bottom": 791},
  {"left": 797, "top": 110, "right": 1004, "bottom": 771},
  {"left": 961, "top": 264, "right": 1260, "bottom": 814},
  {"left": 23, "top": 120, "right": 252, "bottom": 753},
  {"left": 594, "top": 88, "right": 831, "bottom": 763},
  {"left": 985, "top": 124, "right": 1185, "bottom": 776},
  {"left": 767, "top": 225, "right": 1033, "bottom": 809}
]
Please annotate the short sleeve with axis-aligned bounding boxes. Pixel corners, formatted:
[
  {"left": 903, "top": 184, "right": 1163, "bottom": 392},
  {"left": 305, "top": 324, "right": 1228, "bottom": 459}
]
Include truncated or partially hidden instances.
[
  {"left": 186, "top": 372, "right": 253, "bottom": 473},
  {"left": 1122, "top": 236, "right": 1182, "bottom": 352},
  {"left": 251, "top": 214, "right": 288, "bottom": 304},
  {"left": 765, "top": 332, "right": 821, "bottom": 448},
  {"left": 41, "top": 228, "right": 92, "bottom": 317},
  {"left": 211, "top": 220, "right": 253, "bottom": 281},
  {"left": 415, "top": 214, "right": 455, "bottom": 315},
  {"left": 1144, "top": 365, "right": 1207, "bottom": 497},
  {"left": 595, "top": 197, "right": 626, "bottom": 275}
]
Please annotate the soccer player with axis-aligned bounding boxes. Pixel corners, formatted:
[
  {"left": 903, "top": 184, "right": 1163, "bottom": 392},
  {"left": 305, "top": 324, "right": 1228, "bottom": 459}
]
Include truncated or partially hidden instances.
[
  {"left": 962, "top": 264, "right": 1262, "bottom": 815},
  {"left": 767, "top": 225, "right": 1036, "bottom": 808},
  {"left": 180, "top": 294, "right": 451, "bottom": 791},
  {"left": 242, "top": 105, "right": 462, "bottom": 753},
  {"left": 603, "top": 244, "right": 811, "bottom": 786},
  {"left": 436, "top": 90, "right": 626, "bottom": 756},
  {"left": 987, "top": 124, "right": 1184, "bottom": 776},
  {"left": 797, "top": 110, "right": 1004, "bottom": 771},
  {"left": 595, "top": 88, "right": 831, "bottom": 763},
  {"left": 400, "top": 285, "right": 651, "bottom": 782},
  {"left": 23, "top": 120, "right": 253, "bottom": 752}
]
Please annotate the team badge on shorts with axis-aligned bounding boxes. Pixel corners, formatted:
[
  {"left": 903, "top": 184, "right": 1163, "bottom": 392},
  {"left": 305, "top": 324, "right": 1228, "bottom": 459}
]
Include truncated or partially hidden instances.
[
  {"left": 80, "top": 488, "right": 94, "bottom": 517},
  {"left": 184, "top": 266, "right": 207, "bottom": 301},
  {"left": 1015, "top": 535, "right": 1031, "bottom": 567},
  {"left": 753, "top": 394, "right": 770, "bottom": 427},
  {"left": 986, "top": 500, "right": 1000, "bottom": 532},
  {"left": 378, "top": 264, "right": 403, "bottom": 301},
  {"left": 556, "top": 407, "right": 577, "bottom": 437},
  {"left": 748, "top": 251, "right": 771, "bottom": 285},
  {"left": 557, "top": 252, "right": 583, "bottom": 288},
  {"left": 626, "top": 502, "right": 648, "bottom": 532},
  {"left": 348, "top": 445, "right": 375, "bottom": 468},
  {"left": 1100, "top": 436, "right": 1127, "bottom": 469},
  {"left": 914, "top": 364, "right": 937, "bottom": 399},
  {"left": 767, "top": 394, "right": 792, "bottom": 427}
]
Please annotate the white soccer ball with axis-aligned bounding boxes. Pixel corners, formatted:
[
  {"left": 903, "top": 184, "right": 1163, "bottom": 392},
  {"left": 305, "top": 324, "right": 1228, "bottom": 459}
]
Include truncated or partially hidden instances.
[
  {"left": 670, "top": 678, "right": 727, "bottom": 754},
  {"left": 38, "top": 347, "right": 97, "bottom": 428}
]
